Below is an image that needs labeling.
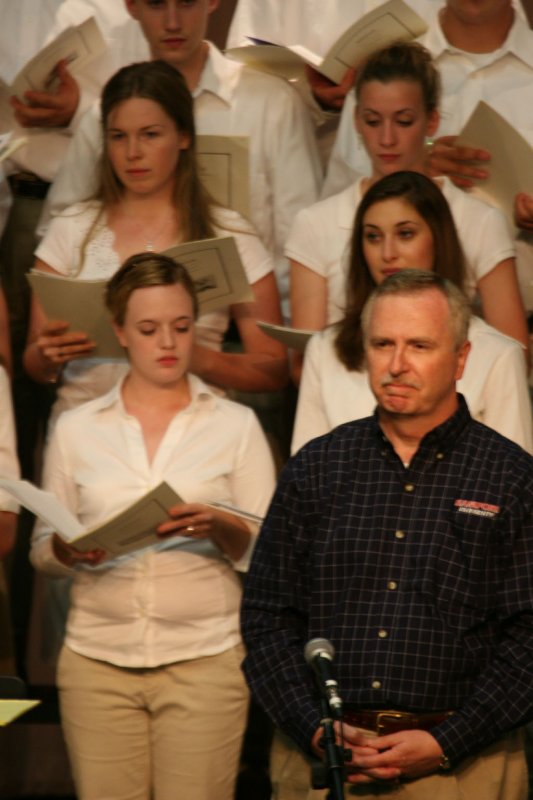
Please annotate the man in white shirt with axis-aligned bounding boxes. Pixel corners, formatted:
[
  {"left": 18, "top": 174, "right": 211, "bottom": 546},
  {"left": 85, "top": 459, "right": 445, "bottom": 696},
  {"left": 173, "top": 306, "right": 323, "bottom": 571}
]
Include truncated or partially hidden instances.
[
  {"left": 322, "top": 0, "right": 533, "bottom": 312},
  {"left": 44, "top": 0, "right": 323, "bottom": 312}
]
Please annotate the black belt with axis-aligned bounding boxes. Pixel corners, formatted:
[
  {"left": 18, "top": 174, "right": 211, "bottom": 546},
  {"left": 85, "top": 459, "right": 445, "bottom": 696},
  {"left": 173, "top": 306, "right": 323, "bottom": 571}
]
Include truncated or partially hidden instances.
[
  {"left": 343, "top": 708, "right": 454, "bottom": 735},
  {"left": 8, "top": 172, "right": 50, "bottom": 200}
]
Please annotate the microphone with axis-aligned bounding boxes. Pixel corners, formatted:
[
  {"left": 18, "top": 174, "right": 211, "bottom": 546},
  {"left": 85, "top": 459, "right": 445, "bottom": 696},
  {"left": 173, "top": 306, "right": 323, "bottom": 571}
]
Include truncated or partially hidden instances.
[{"left": 304, "top": 638, "right": 343, "bottom": 719}]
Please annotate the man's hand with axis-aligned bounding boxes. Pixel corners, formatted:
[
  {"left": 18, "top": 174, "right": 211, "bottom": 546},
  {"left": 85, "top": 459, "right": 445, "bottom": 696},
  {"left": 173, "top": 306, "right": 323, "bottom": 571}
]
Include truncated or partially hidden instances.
[
  {"left": 515, "top": 192, "right": 533, "bottom": 233},
  {"left": 10, "top": 60, "right": 80, "bottom": 128},
  {"left": 305, "top": 65, "right": 356, "bottom": 112},
  {"left": 312, "top": 723, "right": 444, "bottom": 785},
  {"left": 427, "top": 134, "right": 491, "bottom": 188},
  {"left": 345, "top": 728, "right": 444, "bottom": 784}
]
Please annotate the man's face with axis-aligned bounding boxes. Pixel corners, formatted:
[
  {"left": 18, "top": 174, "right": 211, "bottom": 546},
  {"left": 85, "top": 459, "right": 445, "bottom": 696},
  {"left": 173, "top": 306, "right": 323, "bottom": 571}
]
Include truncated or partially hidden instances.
[
  {"left": 366, "top": 289, "right": 469, "bottom": 427},
  {"left": 445, "top": 0, "right": 512, "bottom": 25},
  {"left": 125, "top": 0, "right": 218, "bottom": 68}
]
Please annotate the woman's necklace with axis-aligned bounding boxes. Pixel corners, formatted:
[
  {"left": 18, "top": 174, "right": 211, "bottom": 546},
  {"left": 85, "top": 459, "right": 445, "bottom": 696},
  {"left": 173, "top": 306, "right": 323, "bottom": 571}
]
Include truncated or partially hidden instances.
[{"left": 143, "top": 211, "right": 175, "bottom": 252}]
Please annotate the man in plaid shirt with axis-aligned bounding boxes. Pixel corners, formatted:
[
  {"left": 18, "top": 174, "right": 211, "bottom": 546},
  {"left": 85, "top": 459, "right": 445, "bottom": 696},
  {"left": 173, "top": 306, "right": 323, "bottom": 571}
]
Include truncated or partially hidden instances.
[{"left": 242, "top": 270, "right": 533, "bottom": 799}]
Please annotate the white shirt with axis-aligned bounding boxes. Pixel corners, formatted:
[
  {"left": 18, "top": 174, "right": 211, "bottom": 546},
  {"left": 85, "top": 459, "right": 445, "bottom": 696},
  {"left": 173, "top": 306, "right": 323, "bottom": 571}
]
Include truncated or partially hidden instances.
[
  {"left": 0, "top": 0, "right": 149, "bottom": 182},
  {"left": 30, "top": 373, "right": 276, "bottom": 668},
  {"left": 226, "top": 0, "right": 446, "bottom": 53},
  {"left": 285, "top": 176, "right": 514, "bottom": 323},
  {"left": 36, "top": 200, "right": 273, "bottom": 416},
  {"left": 323, "top": 11, "right": 533, "bottom": 195},
  {"left": 0, "top": 365, "right": 21, "bottom": 513},
  {"left": 292, "top": 317, "right": 533, "bottom": 454},
  {"left": 42, "top": 42, "right": 322, "bottom": 309}
]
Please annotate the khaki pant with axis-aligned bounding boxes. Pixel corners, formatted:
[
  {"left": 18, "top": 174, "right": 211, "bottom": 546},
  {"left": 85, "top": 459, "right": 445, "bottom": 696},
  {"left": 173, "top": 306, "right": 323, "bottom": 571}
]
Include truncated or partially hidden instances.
[
  {"left": 57, "top": 644, "right": 249, "bottom": 800},
  {"left": 271, "top": 726, "right": 528, "bottom": 800}
]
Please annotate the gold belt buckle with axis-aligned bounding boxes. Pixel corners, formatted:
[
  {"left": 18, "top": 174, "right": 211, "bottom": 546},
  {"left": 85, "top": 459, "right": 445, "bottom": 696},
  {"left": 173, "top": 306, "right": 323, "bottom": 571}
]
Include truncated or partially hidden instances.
[{"left": 376, "top": 710, "right": 409, "bottom": 734}]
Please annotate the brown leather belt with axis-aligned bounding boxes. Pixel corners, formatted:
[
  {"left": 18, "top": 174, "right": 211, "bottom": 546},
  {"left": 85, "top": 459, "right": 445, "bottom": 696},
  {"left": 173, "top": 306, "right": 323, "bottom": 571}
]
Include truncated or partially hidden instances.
[
  {"left": 343, "top": 709, "right": 454, "bottom": 735},
  {"left": 8, "top": 172, "right": 50, "bottom": 200}
]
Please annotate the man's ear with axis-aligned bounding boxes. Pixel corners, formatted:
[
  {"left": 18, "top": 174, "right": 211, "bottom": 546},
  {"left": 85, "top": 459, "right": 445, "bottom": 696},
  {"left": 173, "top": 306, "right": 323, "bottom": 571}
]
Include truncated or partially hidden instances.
[{"left": 455, "top": 340, "right": 471, "bottom": 382}]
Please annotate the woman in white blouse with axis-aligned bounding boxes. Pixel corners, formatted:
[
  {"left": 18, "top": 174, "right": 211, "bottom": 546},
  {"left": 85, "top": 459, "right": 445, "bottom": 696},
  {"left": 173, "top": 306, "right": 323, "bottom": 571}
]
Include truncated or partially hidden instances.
[
  {"left": 30, "top": 252, "right": 276, "bottom": 800},
  {"left": 293, "top": 171, "right": 533, "bottom": 454},
  {"left": 23, "top": 60, "right": 287, "bottom": 418}
]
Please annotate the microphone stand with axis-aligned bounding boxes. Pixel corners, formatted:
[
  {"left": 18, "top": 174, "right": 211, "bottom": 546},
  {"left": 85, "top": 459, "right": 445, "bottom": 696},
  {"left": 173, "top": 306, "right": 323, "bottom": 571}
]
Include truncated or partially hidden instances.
[{"left": 312, "top": 696, "right": 346, "bottom": 799}]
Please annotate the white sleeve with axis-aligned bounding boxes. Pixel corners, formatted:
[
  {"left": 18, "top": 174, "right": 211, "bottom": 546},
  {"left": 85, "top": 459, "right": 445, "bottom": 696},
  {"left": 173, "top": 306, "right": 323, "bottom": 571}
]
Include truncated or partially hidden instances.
[
  {"left": 291, "top": 333, "right": 332, "bottom": 454},
  {"left": 227, "top": 407, "right": 276, "bottom": 571},
  {"left": 479, "top": 341, "right": 533, "bottom": 455},
  {"left": 0, "top": 367, "right": 20, "bottom": 513},
  {"left": 30, "top": 418, "right": 79, "bottom": 578},
  {"left": 446, "top": 187, "right": 516, "bottom": 290},
  {"left": 284, "top": 204, "right": 328, "bottom": 276},
  {"left": 34, "top": 210, "right": 80, "bottom": 275},
  {"left": 38, "top": 103, "right": 103, "bottom": 238},
  {"left": 469, "top": 204, "right": 516, "bottom": 282},
  {"left": 215, "top": 209, "right": 274, "bottom": 285}
]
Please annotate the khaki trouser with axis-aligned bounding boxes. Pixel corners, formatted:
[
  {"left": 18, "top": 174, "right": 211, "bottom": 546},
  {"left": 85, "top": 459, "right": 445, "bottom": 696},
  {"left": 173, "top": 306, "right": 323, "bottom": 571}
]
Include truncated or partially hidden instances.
[
  {"left": 58, "top": 643, "right": 249, "bottom": 800},
  {"left": 271, "top": 726, "right": 528, "bottom": 800}
]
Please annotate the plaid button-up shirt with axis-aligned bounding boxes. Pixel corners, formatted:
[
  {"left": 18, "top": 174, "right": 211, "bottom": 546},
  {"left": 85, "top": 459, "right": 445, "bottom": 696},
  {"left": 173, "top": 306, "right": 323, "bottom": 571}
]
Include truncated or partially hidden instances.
[{"left": 242, "top": 396, "right": 533, "bottom": 764}]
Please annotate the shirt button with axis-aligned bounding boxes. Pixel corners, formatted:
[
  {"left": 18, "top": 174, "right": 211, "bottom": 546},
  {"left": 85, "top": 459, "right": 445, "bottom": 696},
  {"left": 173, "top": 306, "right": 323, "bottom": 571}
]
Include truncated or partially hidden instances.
[
  {"left": 404, "top": 483, "right": 414, "bottom": 492},
  {"left": 378, "top": 629, "right": 388, "bottom": 638},
  {"left": 395, "top": 530, "right": 405, "bottom": 539},
  {"left": 436, "top": 452, "right": 444, "bottom": 460},
  {"left": 387, "top": 581, "right": 398, "bottom": 590},
  {"left": 371, "top": 680, "right": 382, "bottom": 689}
]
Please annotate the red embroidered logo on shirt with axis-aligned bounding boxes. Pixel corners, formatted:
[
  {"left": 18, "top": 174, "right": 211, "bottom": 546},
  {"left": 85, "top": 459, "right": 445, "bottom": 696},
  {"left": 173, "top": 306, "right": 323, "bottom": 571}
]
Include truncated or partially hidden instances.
[{"left": 454, "top": 499, "right": 500, "bottom": 518}]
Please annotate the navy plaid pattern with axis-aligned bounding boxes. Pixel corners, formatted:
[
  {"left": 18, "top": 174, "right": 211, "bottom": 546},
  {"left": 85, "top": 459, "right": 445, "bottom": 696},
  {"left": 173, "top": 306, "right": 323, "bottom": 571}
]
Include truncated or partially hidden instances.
[{"left": 241, "top": 396, "right": 533, "bottom": 763}]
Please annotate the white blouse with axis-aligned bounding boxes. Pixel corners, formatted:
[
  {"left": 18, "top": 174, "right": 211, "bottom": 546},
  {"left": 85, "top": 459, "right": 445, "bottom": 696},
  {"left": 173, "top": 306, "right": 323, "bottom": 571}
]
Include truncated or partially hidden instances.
[{"left": 30, "top": 374, "right": 276, "bottom": 668}]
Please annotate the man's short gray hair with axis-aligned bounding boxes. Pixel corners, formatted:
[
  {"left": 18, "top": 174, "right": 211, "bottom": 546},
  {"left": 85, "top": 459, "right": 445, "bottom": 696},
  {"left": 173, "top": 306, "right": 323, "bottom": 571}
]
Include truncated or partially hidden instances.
[{"left": 361, "top": 270, "right": 471, "bottom": 350}]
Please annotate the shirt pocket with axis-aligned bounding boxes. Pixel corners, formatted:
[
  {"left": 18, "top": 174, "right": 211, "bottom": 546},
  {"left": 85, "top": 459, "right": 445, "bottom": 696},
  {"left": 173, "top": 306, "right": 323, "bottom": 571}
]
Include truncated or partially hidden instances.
[{"left": 415, "top": 513, "right": 506, "bottom": 631}]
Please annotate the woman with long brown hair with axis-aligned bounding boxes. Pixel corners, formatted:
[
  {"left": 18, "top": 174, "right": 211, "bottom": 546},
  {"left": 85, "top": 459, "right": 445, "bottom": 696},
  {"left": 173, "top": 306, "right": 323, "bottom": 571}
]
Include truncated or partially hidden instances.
[{"left": 24, "top": 60, "right": 287, "bottom": 418}]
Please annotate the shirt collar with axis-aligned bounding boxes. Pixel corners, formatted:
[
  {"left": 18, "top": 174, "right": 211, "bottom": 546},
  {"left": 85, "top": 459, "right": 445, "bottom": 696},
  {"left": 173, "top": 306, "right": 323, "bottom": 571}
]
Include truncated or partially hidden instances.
[
  {"left": 193, "top": 40, "right": 241, "bottom": 104},
  {"left": 373, "top": 393, "right": 472, "bottom": 462},
  {"left": 423, "top": 11, "right": 533, "bottom": 70},
  {"left": 94, "top": 372, "right": 218, "bottom": 417}
]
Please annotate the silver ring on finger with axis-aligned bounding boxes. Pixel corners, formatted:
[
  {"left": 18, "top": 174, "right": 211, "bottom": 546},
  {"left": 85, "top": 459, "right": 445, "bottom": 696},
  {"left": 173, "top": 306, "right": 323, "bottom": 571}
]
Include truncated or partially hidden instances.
[{"left": 186, "top": 525, "right": 195, "bottom": 533}]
